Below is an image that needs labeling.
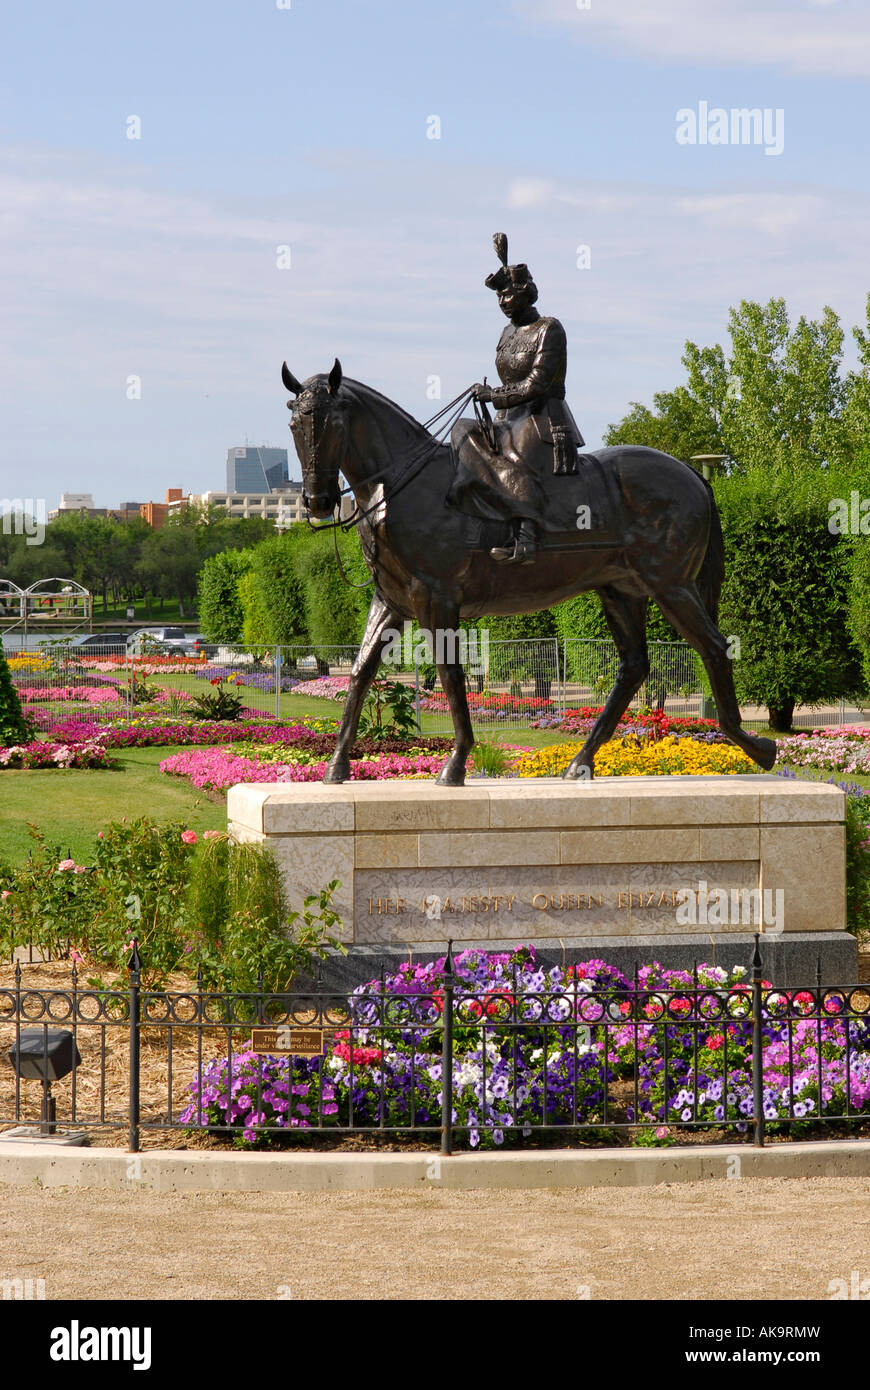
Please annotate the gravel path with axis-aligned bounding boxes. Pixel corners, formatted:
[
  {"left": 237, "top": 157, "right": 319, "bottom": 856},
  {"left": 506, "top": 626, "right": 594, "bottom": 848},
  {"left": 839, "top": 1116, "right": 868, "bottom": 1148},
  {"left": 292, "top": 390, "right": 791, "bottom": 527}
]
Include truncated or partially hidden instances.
[{"left": 1, "top": 1176, "right": 867, "bottom": 1300}]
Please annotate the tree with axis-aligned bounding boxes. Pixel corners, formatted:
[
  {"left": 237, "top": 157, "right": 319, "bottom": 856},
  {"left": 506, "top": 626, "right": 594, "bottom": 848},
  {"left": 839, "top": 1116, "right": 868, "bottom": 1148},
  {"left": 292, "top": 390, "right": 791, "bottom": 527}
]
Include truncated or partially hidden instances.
[
  {"left": 0, "top": 649, "right": 32, "bottom": 743},
  {"left": 714, "top": 468, "right": 861, "bottom": 730},
  {"left": 483, "top": 610, "right": 560, "bottom": 699},
  {"left": 136, "top": 518, "right": 201, "bottom": 617},
  {"left": 606, "top": 298, "right": 851, "bottom": 476},
  {"left": 604, "top": 384, "right": 721, "bottom": 461},
  {"left": 721, "top": 300, "right": 847, "bottom": 473},
  {"left": 843, "top": 294, "right": 870, "bottom": 465},
  {"left": 238, "top": 569, "right": 271, "bottom": 645},
  {"left": 198, "top": 549, "right": 253, "bottom": 643},
  {"left": 249, "top": 529, "right": 312, "bottom": 644}
]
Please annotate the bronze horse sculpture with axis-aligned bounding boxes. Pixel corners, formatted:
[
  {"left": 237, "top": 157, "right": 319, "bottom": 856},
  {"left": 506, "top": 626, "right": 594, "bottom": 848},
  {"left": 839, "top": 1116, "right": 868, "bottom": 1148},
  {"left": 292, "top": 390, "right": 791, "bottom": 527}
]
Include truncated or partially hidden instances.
[{"left": 281, "top": 358, "right": 776, "bottom": 786}]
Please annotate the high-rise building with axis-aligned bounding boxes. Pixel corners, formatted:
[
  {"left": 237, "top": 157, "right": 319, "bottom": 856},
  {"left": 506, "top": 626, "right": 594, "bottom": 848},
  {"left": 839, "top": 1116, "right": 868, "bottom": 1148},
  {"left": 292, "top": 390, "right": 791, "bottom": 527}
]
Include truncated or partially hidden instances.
[{"left": 226, "top": 446, "right": 290, "bottom": 493}]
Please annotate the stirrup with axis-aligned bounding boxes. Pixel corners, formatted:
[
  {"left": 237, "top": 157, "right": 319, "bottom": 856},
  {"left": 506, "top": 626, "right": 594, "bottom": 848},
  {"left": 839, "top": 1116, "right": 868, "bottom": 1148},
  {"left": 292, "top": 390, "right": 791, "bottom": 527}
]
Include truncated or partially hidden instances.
[{"left": 490, "top": 537, "right": 537, "bottom": 566}]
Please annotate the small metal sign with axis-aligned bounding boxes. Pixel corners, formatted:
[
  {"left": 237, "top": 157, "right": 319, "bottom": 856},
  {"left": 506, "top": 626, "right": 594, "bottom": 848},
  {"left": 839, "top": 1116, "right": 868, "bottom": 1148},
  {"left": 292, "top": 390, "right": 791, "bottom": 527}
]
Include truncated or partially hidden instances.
[{"left": 249, "top": 1026, "right": 324, "bottom": 1057}]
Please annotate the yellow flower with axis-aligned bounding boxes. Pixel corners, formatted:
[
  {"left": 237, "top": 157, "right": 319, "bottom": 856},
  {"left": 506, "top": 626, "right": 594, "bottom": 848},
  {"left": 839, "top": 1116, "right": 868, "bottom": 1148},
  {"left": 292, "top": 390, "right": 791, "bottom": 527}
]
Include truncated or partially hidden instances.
[{"left": 513, "top": 735, "right": 757, "bottom": 778}]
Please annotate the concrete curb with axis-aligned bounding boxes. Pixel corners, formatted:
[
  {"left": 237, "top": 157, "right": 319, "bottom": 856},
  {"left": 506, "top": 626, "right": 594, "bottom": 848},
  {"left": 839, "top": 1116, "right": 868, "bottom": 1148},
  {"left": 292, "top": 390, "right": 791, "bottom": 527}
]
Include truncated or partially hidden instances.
[{"left": 1, "top": 1139, "right": 869, "bottom": 1193}]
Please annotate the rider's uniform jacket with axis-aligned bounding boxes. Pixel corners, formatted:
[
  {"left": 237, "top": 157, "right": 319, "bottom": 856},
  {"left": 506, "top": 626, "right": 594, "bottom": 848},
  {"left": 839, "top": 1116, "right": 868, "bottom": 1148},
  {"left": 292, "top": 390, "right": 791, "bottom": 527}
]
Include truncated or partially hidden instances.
[{"left": 490, "top": 316, "right": 584, "bottom": 448}]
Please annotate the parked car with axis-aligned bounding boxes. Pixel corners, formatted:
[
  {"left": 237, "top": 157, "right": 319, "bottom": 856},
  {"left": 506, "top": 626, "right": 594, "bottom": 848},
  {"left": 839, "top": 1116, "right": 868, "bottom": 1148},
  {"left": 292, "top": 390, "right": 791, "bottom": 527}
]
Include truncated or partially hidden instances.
[
  {"left": 187, "top": 633, "right": 218, "bottom": 659},
  {"left": 66, "top": 632, "right": 129, "bottom": 656},
  {"left": 126, "top": 626, "right": 194, "bottom": 655}
]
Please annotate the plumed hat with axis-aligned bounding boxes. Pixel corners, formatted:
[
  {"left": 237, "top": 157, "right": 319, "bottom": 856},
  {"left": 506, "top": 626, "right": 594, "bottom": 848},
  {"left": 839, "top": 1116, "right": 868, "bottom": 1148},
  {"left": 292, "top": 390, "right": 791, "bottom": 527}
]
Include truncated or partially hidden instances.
[{"left": 485, "top": 232, "right": 534, "bottom": 293}]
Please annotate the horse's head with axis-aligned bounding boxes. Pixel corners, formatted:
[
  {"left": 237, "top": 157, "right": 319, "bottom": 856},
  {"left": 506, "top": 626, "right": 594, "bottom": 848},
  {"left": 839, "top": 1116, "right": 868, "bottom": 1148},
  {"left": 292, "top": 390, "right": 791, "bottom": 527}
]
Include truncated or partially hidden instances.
[{"left": 282, "top": 358, "right": 346, "bottom": 519}]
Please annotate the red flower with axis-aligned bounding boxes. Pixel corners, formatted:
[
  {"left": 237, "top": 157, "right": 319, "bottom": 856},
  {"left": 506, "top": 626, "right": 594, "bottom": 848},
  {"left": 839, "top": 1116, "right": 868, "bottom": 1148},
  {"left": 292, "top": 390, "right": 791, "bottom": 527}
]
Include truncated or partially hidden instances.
[{"left": 706, "top": 1033, "right": 724, "bottom": 1050}]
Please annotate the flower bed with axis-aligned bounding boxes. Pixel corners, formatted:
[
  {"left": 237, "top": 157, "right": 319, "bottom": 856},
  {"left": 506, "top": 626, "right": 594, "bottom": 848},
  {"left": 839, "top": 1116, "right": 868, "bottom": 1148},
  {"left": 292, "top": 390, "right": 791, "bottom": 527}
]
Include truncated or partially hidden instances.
[
  {"left": 81, "top": 656, "right": 208, "bottom": 674},
  {"left": 41, "top": 717, "right": 450, "bottom": 755},
  {"left": 179, "top": 950, "right": 622, "bottom": 1146},
  {"left": 421, "top": 690, "right": 550, "bottom": 717},
  {"left": 0, "top": 740, "right": 117, "bottom": 769},
  {"left": 612, "top": 963, "right": 870, "bottom": 1130},
  {"left": 17, "top": 685, "right": 124, "bottom": 705},
  {"left": 178, "top": 948, "right": 870, "bottom": 1149},
  {"left": 6, "top": 654, "right": 52, "bottom": 674},
  {"left": 514, "top": 734, "right": 757, "bottom": 777},
  {"left": 532, "top": 707, "right": 720, "bottom": 737},
  {"left": 161, "top": 747, "right": 449, "bottom": 792},
  {"left": 288, "top": 675, "right": 351, "bottom": 701},
  {"left": 778, "top": 729, "right": 870, "bottom": 776},
  {"left": 193, "top": 663, "right": 299, "bottom": 694}
]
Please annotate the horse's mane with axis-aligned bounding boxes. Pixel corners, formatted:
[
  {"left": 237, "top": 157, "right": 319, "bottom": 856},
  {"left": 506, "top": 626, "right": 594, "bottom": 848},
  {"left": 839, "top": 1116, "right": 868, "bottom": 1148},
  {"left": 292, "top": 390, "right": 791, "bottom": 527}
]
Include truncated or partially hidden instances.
[{"left": 340, "top": 377, "right": 433, "bottom": 439}]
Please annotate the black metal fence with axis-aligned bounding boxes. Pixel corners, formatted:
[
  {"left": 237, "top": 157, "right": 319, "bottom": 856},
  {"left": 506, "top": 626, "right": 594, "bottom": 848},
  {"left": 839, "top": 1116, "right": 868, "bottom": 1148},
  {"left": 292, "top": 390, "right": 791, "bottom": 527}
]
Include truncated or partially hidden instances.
[{"left": 1, "top": 941, "right": 868, "bottom": 1153}]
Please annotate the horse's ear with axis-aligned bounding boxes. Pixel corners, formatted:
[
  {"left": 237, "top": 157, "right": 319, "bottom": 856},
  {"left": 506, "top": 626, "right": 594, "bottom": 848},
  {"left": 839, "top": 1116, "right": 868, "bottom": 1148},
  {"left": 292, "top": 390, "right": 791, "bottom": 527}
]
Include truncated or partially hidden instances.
[
  {"left": 281, "top": 362, "right": 303, "bottom": 395},
  {"left": 327, "top": 358, "right": 343, "bottom": 396}
]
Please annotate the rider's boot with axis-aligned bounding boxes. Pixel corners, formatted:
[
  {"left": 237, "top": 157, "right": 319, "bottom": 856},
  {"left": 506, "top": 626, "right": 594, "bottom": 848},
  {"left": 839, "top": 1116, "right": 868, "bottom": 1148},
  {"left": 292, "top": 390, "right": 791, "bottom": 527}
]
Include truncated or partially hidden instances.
[{"left": 490, "top": 520, "right": 538, "bottom": 565}]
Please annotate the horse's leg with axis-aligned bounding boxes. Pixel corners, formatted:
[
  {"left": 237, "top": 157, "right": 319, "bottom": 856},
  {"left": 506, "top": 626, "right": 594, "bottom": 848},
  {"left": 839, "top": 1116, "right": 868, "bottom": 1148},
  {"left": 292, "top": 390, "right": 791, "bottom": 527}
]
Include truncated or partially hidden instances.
[
  {"left": 651, "top": 584, "right": 776, "bottom": 770},
  {"left": 415, "top": 601, "right": 473, "bottom": 786},
  {"left": 324, "top": 592, "right": 400, "bottom": 783},
  {"left": 564, "top": 590, "right": 650, "bottom": 779}
]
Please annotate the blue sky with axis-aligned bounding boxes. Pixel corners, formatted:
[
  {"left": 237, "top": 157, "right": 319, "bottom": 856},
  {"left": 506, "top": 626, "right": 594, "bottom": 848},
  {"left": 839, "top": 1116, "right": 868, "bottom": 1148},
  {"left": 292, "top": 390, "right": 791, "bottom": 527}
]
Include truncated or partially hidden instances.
[{"left": 1, "top": 0, "right": 869, "bottom": 505}]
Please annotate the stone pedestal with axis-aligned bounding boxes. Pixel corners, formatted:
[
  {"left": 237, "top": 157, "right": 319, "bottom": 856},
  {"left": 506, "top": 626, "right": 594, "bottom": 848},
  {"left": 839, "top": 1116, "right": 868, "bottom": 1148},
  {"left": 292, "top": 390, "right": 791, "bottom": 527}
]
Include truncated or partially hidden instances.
[{"left": 227, "top": 776, "right": 855, "bottom": 987}]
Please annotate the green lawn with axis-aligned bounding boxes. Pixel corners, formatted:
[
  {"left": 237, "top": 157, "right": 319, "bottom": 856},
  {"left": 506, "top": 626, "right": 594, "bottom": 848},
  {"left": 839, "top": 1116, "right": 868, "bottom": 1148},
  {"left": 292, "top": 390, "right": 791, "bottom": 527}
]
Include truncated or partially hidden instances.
[
  {"left": 3, "top": 690, "right": 858, "bottom": 869},
  {"left": 92, "top": 596, "right": 189, "bottom": 624},
  {"left": 0, "top": 746, "right": 225, "bottom": 867}
]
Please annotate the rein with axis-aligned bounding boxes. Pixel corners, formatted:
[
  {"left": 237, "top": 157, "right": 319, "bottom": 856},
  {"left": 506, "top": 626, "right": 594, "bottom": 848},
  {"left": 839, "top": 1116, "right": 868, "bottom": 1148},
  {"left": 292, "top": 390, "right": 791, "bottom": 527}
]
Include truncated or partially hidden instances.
[{"left": 305, "top": 385, "right": 477, "bottom": 549}]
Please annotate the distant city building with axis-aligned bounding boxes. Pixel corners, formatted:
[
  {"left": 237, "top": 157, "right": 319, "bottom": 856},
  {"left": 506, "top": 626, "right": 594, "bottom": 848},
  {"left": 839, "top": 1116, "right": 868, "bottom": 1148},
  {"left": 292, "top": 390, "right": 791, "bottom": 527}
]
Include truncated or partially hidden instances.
[
  {"left": 48, "top": 493, "right": 111, "bottom": 521},
  {"left": 47, "top": 492, "right": 181, "bottom": 525},
  {"left": 226, "top": 446, "right": 291, "bottom": 494},
  {"left": 59, "top": 492, "right": 95, "bottom": 511},
  {"left": 173, "top": 486, "right": 354, "bottom": 526},
  {"left": 139, "top": 488, "right": 184, "bottom": 530}
]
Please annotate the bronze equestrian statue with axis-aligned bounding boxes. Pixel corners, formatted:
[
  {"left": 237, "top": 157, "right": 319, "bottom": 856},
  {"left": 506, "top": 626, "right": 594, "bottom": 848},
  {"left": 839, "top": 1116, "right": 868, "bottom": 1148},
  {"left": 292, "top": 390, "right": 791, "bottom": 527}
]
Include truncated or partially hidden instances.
[
  {"left": 452, "top": 233, "right": 584, "bottom": 566},
  {"left": 281, "top": 236, "right": 776, "bottom": 786}
]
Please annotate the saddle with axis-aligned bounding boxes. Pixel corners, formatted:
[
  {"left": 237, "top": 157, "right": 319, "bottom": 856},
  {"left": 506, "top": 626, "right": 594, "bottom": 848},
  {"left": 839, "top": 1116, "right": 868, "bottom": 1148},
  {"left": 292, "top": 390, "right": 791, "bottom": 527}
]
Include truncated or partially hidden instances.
[{"left": 447, "top": 414, "right": 619, "bottom": 549}]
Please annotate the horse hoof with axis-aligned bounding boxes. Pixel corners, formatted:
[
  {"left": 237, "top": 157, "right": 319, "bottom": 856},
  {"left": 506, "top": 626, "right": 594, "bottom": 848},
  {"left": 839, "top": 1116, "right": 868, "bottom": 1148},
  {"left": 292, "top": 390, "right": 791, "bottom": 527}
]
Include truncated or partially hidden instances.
[
  {"left": 753, "top": 736, "right": 777, "bottom": 771},
  {"left": 436, "top": 764, "right": 466, "bottom": 787},
  {"left": 563, "top": 763, "right": 593, "bottom": 781},
  {"left": 323, "top": 762, "right": 349, "bottom": 784}
]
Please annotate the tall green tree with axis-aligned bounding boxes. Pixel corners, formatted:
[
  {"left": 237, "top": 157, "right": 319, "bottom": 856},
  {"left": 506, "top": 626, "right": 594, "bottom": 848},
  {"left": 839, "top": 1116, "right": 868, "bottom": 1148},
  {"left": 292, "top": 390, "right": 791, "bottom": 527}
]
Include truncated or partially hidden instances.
[
  {"left": 0, "top": 649, "right": 32, "bottom": 743},
  {"left": 198, "top": 549, "right": 253, "bottom": 643},
  {"left": 714, "top": 468, "right": 861, "bottom": 729},
  {"left": 607, "top": 298, "right": 851, "bottom": 475}
]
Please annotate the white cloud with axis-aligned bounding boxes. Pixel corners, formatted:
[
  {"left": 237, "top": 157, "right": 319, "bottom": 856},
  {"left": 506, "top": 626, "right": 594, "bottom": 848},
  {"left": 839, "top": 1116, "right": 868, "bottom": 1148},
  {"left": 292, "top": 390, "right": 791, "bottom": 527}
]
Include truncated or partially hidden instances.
[
  {"left": 516, "top": 0, "right": 870, "bottom": 76},
  {"left": 1, "top": 146, "right": 869, "bottom": 503}
]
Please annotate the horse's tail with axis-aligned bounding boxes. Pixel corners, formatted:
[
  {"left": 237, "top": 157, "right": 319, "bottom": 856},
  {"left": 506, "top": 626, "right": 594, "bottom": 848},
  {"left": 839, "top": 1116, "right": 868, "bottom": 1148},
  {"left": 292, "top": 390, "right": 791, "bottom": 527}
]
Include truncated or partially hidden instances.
[{"left": 697, "top": 479, "right": 724, "bottom": 622}]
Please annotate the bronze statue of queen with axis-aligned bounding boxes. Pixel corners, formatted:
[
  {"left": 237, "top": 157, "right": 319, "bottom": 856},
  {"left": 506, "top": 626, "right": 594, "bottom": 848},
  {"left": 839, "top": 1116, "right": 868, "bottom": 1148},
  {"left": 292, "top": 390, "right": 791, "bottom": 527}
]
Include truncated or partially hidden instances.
[{"left": 451, "top": 233, "right": 584, "bottom": 565}]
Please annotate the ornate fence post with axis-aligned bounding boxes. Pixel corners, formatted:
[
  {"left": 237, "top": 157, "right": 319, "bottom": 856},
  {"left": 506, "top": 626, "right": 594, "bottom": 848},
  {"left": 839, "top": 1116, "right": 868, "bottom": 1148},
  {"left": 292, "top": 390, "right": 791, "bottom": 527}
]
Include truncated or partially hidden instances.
[
  {"left": 128, "top": 938, "right": 141, "bottom": 1153},
  {"left": 440, "top": 939, "right": 455, "bottom": 1157},
  {"left": 751, "top": 934, "right": 765, "bottom": 1148}
]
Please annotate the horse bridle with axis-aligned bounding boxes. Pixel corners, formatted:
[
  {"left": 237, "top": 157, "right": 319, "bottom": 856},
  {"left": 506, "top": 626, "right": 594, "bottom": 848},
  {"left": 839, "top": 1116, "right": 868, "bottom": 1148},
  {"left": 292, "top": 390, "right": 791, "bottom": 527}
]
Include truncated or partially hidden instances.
[
  {"left": 299, "top": 383, "right": 478, "bottom": 536},
  {"left": 294, "top": 394, "right": 342, "bottom": 517}
]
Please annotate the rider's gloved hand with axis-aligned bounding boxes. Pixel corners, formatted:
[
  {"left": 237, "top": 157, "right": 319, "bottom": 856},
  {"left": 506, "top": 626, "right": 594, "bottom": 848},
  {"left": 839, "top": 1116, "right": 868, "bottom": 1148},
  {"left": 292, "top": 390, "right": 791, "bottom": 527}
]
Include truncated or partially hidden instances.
[{"left": 472, "top": 383, "right": 493, "bottom": 403}]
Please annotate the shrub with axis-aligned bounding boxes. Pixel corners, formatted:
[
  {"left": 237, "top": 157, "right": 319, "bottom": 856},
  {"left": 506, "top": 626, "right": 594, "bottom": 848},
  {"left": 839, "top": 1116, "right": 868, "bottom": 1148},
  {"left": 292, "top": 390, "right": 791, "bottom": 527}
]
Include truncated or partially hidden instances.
[
  {"left": 187, "top": 836, "right": 345, "bottom": 992},
  {"left": 188, "top": 678, "right": 244, "bottom": 722},
  {"left": 0, "top": 647, "right": 34, "bottom": 743},
  {"left": 0, "top": 818, "right": 345, "bottom": 990},
  {"left": 714, "top": 468, "right": 863, "bottom": 730},
  {"left": 357, "top": 678, "right": 417, "bottom": 740},
  {"left": 469, "top": 736, "right": 511, "bottom": 777},
  {"left": 198, "top": 549, "right": 253, "bottom": 643},
  {"left": 238, "top": 569, "right": 272, "bottom": 646}
]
